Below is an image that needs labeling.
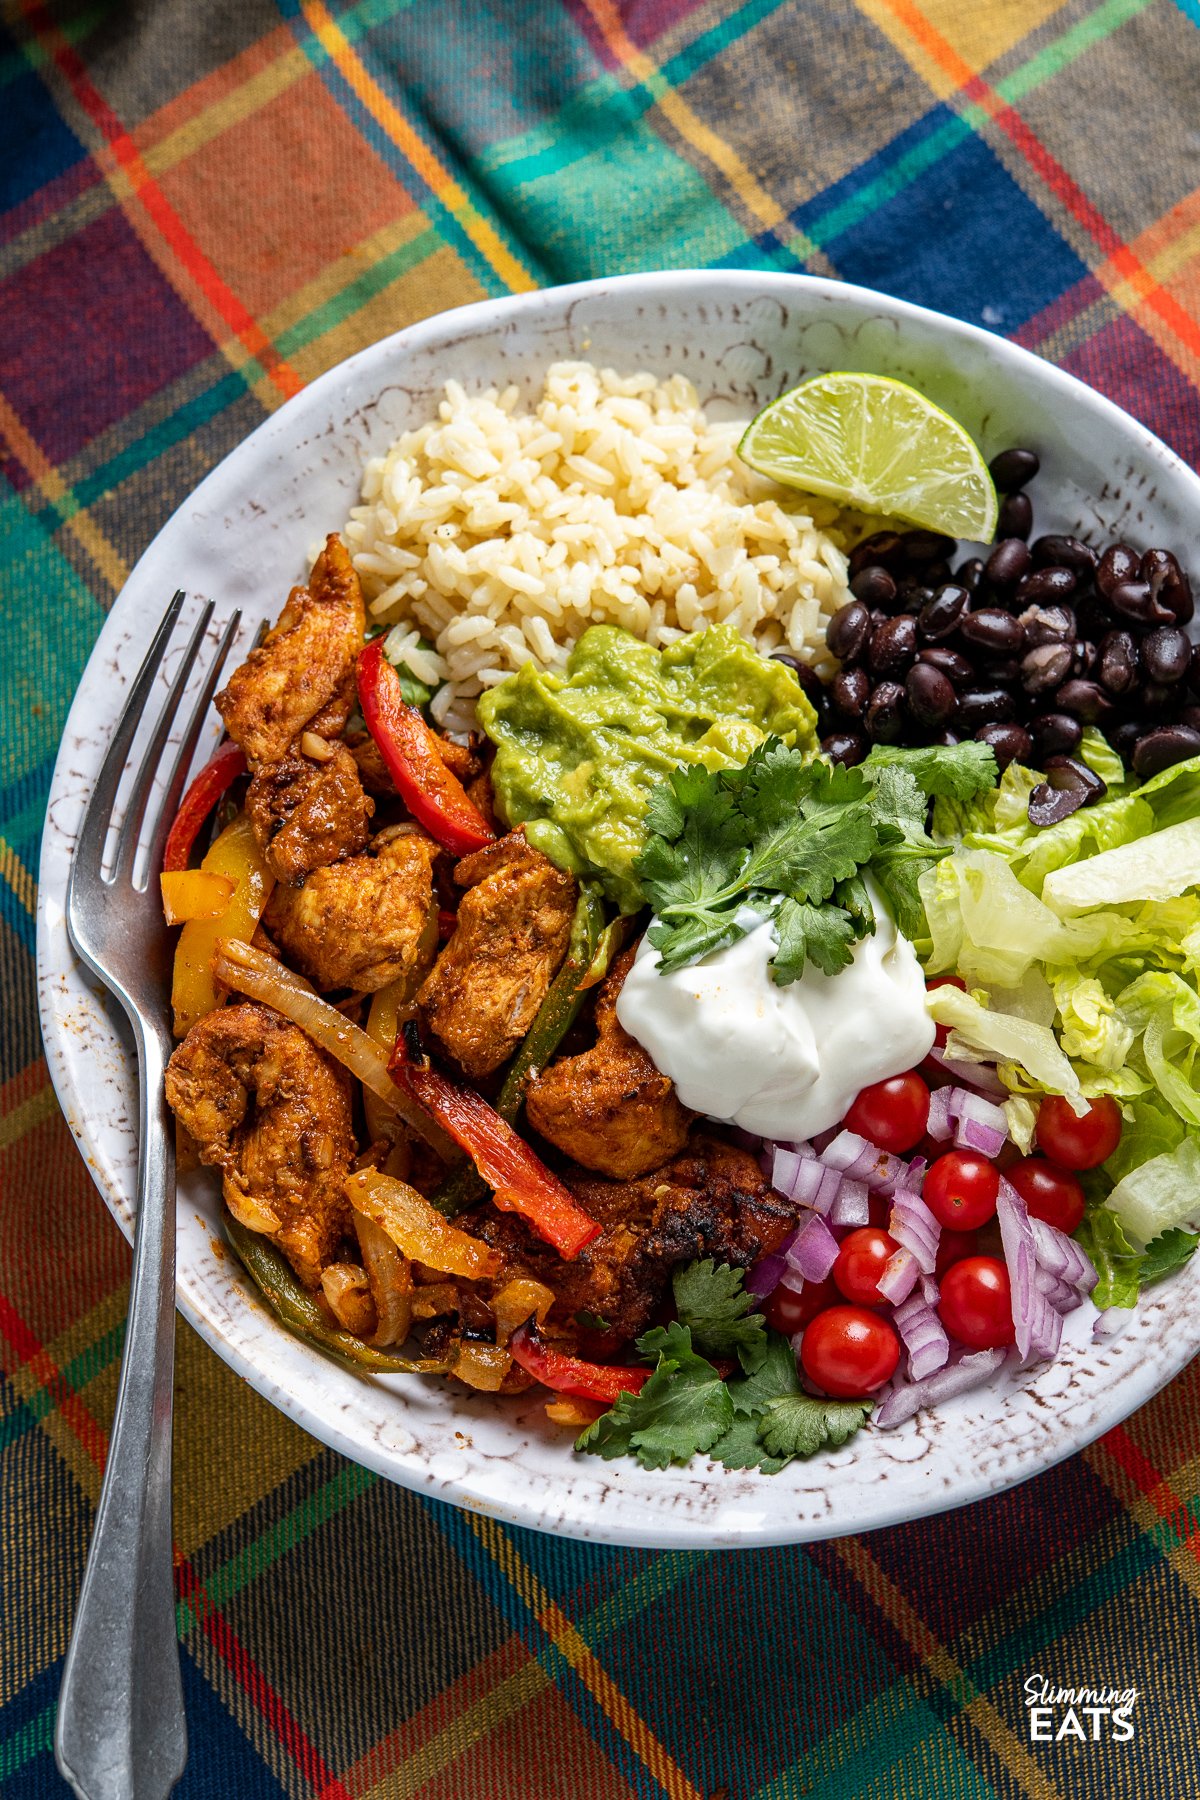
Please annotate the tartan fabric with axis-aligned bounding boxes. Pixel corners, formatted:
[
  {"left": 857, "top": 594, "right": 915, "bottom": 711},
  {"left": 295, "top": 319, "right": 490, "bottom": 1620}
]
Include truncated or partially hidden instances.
[{"left": 3, "top": 0, "right": 1200, "bottom": 1792}]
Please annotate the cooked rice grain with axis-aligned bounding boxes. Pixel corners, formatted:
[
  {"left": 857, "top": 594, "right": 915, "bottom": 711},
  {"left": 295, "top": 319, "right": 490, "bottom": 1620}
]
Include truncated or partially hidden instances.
[{"left": 344, "top": 362, "right": 851, "bottom": 733}]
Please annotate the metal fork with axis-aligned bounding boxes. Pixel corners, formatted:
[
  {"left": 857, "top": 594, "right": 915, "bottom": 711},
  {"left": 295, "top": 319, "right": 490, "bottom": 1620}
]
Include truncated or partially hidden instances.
[{"left": 57, "top": 594, "right": 242, "bottom": 1800}]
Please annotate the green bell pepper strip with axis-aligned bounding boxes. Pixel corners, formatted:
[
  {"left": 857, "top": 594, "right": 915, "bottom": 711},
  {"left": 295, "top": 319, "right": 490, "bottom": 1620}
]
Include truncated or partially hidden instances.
[{"left": 224, "top": 1212, "right": 451, "bottom": 1376}]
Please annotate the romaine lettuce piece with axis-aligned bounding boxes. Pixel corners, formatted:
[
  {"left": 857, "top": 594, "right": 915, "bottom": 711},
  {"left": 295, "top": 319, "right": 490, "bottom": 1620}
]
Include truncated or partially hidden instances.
[
  {"left": 927, "top": 983, "right": 1083, "bottom": 1099},
  {"left": 1103, "top": 1133, "right": 1200, "bottom": 1247},
  {"left": 1043, "top": 817, "right": 1200, "bottom": 914}
]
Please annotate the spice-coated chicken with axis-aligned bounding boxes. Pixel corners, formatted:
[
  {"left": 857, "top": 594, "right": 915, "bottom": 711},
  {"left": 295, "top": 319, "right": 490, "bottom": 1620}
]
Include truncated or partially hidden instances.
[{"left": 263, "top": 829, "right": 439, "bottom": 993}]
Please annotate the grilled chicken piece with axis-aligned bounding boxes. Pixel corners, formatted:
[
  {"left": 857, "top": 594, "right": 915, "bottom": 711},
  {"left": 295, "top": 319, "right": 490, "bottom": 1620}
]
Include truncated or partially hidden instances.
[
  {"left": 246, "top": 741, "right": 373, "bottom": 885},
  {"left": 216, "top": 535, "right": 365, "bottom": 767},
  {"left": 263, "top": 829, "right": 439, "bottom": 993},
  {"left": 525, "top": 947, "right": 692, "bottom": 1178},
  {"left": 417, "top": 830, "right": 576, "bottom": 1079},
  {"left": 165, "top": 1002, "right": 354, "bottom": 1289},
  {"left": 466, "top": 1134, "right": 794, "bottom": 1342}
]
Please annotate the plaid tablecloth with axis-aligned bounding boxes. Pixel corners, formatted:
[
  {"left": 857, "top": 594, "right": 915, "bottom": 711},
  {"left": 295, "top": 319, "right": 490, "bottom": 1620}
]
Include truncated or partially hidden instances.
[{"left": 5, "top": 1, "right": 1200, "bottom": 1794}]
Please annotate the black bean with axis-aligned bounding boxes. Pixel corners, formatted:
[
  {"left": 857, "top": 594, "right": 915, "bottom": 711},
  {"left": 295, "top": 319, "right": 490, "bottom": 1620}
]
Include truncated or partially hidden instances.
[
  {"left": 1108, "top": 579, "right": 1174, "bottom": 627},
  {"left": 956, "top": 557, "right": 985, "bottom": 593},
  {"left": 901, "top": 529, "right": 957, "bottom": 566},
  {"left": 1074, "top": 594, "right": 1114, "bottom": 642},
  {"left": 1022, "top": 643, "right": 1074, "bottom": 694},
  {"left": 923, "top": 559, "right": 954, "bottom": 588},
  {"left": 1071, "top": 640, "right": 1099, "bottom": 679},
  {"left": 849, "top": 531, "right": 906, "bottom": 578},
  {"left": 1141, "top": 548, "right": 1195, "bottom": 627},
  {"left": 906, "top": 662, "right": 957, "bottom": 728},
  {"left": 980, "top": 658, "right": 1024, "bottom": 686},
  {"left": 1097, "top": 630, "right": 1140, "bottom": 696},
  {"left": 770, "top": 652, "right": 825, "bottom": 711},
  {"left": 985, "top": 538, "right": 1032, "bottom": 591},
  {"left": 1045, "top": 754, "right": 1106, "bottom": 802},
  {"left": 919, "top": 646, "right": 974, "bottom": 687},
  {"left": 1109, "top": 720, "right": 1143, "bottom": 762},
  {"left": 917, "top": 583, "right": 970, "bottom": 642},
  {"left": 1030, "top": 712, "right": 1083, "bottom": 760},
  {"left": 1191, "top": 643, "right": 1200, "bottom": 695},
  {"left": 1019, "top": 603, "right": 1076, "bottom": 648},
  {"left": 976, "top": 721, "right": 1033, "bottom": 769},
  {"left": 822, "top": 731, "right": 868, "bottom": 767},
  {"left": 850, "top": 565, "right": 898, "bottom": 609},
  {"left": 1141, "top": 679, "right": 1186, "bottom": 718},
  {"left": 1184, "top": 706, "right": 1200, "bottom": 735},
  {"left": 957, "top": 687, "right": 1016, "bottom": 730},
  {"left": 960, "top": 608, "right": 1024, "bottom": 655},
  {"left": 832, "top": 667, "right": 871, "bottom": 722},
  {"left": 826, "top": 601, "right": 872, "bottom": 664},
  {"left": 896, "top": 582, "right": 933, "bottom": 614},
  {"left": 1132, "top": 726, "right": 1200, "bottom": 779},
  {"left": 1053, "top": 679, "right": 1114, "bottom": 724},
  {"left": 1028, "top": 784, "right": 1086, "bottom": 827},
  {"left": 868, "top": 614, "right": 918, "bottom": 677},
  {"left": 1140, "top": 625, "right": 1192, "bottom": 686},
  {"left": 1031, "top": 534, "right": 1097, "bottom": 576},
  {"left": 865, "top": 681, "right": 906, "bottom": 743},
  {"left": 1097, "top": 543, "right": 1141, "bottom": 599},
  {"left": 1015, "top": 566, "right": 1076, "bottom": 606},
  {"left": 997, "top": 491, "right": 1033, "bottom": 541},
  {"left": 988, "top": 448, "right": 1040, "bottom": 492}
]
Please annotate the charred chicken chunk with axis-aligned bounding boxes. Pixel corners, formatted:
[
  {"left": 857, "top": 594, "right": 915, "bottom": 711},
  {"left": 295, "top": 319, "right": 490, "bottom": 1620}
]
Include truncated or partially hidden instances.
[
  {"left": 216, "top": 535, "right": 366, "bottom": 767},
  {"left": 417, "top": 830, "right": 576, "bottom": 1079},
  {"left": 263, "top": 829, "right": 439, "bottom": 993},
  {"left": 165, "top": 1002, "right": 355, "bottom": 1289},
  {"left": 525, "top": 946, "right": 692, "bottom": 1178},
  {"left": 246, "top": 740, "right": 373, "bottom": 885}
]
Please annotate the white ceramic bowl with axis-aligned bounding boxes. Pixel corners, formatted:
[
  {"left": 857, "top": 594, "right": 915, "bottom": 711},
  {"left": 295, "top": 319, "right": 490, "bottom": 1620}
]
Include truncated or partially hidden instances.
[{"left": 37, "top": 271, "right": 1200, "bottom": 1548}]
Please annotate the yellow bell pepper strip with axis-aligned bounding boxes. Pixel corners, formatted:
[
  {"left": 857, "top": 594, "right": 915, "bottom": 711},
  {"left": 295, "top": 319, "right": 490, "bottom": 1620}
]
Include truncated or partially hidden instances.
[
  {"left": 491, "top": 1277, "right": 555, "bottom": 1345},
  {"left": 389, "top": 1027, "right": 601, "bottom": 1259},
  {"left": 224, "top": 1213, "right": 451, "bottom": 1376},
  {"left": 160, "top": 869, "right": 235, "bottom": 925},
  {"left": 172, "top": 814, "right": 273, "bottom": 1037},
  {"left": 357, "top": 638, "right": 495, "bottom": 855},
  {"left": 346, "top": 1168, "right": 502, "bottom": 1280},
  {"left": 162, "top": 741, "right": 247, "bottom": 872},
  {"left": 509, "top": 1322, "right": 650, "bottom": 1404},
  {"left": 452, "top": 1343, "right": 512, "bottom": 1391}
]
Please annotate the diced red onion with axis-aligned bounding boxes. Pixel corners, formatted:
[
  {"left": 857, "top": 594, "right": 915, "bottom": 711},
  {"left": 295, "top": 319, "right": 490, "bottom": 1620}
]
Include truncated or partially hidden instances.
[
  {"left": 877, "top": 1247, "right": 919, "bottom": 1305},
  {"left": 919, "top": 1272, "right": 940, "bottom": 1307},
  {"left": 924, "top": 1044, "right": 1008, "bottom": 1097},
  {"left": 811, "top": 1126, "right": 839, "bottom": 1155},
  {"left": 771, "top": 1145, "right": 809, "bottom": 1198},
  {"left": 953, "top": 1091, "right": 1009, "bottom": 1157},
  {"left": 900, "top": 1155, "right": 927, "bottom": 1193},
  {"left": 893, "top": 1292, "right": 949, "bottom": 1381},
  {"left": 745, "top": 1252, "right": 788, "bottom": 1301},
  {"left": 1025, "top": 1285, "right": 1064, "bottom": 1361},
  {"left": 888, "top": 1191, "right": 941, "bottom": 1274},
  {"left": 784, "top": 1210, "right": 840, "bottom": 1283},
  {"left": 874, "top": 1347, "right": 1008, "bottom": 1428},
  {"left": 1034, "top": 1267, "right": 1084, "bottom": 1314},
  {"left": 996, "top": 1177, "right": 1039, "bottom": 1361},
  {"left": 821, "top": 1130, "right": 906, "bottom": 1191},
  {"left": 1029, "top": 1217, "right": 1098, "bottom": 1294},
  {"left": 829, "top": 1178, "right": 870, "bottom": 1227},
  {"left": 1093, "top": 1307, "right": 1133, "bottom": 1340},
  {"left": 925, "top": 1086, "right": 954, "bottom": 1143}
]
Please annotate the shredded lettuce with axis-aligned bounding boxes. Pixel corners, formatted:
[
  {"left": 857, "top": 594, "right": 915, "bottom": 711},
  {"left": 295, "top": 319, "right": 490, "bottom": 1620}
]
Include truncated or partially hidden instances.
[{"left": 1103, "top": 1133, "right": 1200, "bottom": 1248}]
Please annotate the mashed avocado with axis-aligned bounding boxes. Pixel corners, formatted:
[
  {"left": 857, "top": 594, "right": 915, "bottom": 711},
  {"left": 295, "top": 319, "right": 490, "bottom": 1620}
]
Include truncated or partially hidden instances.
[{"left": 477, "top": 623, "right": 818, "bottom": 912}]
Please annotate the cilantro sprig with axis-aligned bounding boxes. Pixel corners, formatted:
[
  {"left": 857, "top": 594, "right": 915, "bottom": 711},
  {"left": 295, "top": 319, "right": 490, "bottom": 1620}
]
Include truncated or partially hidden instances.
[
  {"left": 635, "top": 738, "right": 997, "bottom": 980},
  {"left": 1076, "top": 1210, "right": 1200, "bottom": 1309},
  {"left": 575, "top": 1263, "right": 872, "bottom": 1474}
]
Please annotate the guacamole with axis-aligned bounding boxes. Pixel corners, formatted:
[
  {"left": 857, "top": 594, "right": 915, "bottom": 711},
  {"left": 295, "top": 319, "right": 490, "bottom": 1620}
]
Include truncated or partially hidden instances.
[{"left": 476, "top": 624, "right": 819, "bottom": 912}]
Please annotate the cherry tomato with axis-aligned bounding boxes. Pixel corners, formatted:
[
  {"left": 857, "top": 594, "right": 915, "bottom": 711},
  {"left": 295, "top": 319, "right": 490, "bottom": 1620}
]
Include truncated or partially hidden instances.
[
  {"left": 844, "top": 1072, "right": 931, "bottom": 1155},
  {"left": 801, "top": 1305, "right": 900, "bottom": 1397},
  {"left": 1035, "top": 1094, "right": 1122, "bottom": 1170},
  {"left": 1006, "top": 1155, "right": 1086, "bottom": 1234},
  {"left": 832, "top": 1227, "right": 899, "bottom": 1307},
  {"left": 764, "top": 1275, "right": 836, "bottom": 1335},
  {"left": 926, "top": 975, "right": 966, "bottom": 1049},
  {"left": 935, "top": 1226, "right": 980, "bottom": 1275},
  {"left": 937, "top": 1256, "right": 1015, "bottom": 1350},
  {"left": 922, "top": 1150, "right": 1000, "bottom": 1231}
]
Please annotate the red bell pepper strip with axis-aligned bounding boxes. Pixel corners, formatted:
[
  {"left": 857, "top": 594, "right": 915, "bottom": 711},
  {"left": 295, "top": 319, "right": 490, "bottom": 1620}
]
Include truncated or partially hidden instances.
[
  {"left": 509, "top": 1322, "right": 650, "bottom": 1404},
  {"left": 389, "top": 1033, "right": 601, "bottom": 1259},
  {"left": 162, "top": 741, "right": 247, "bottom": 872},
  {"left": 356, "top": 638, "right": 495, "bottom": 856}
]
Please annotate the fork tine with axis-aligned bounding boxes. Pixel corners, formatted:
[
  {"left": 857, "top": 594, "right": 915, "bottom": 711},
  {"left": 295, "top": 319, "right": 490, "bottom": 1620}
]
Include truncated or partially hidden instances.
[
  {"left": 70, "top": 592, "right": 187, "bottom": 887},
  {"left": 141, "top": 607, "right": 244, "bottom": 879},
  {"left": 111, "top": 599, "right": 215, "bottom": 883}
]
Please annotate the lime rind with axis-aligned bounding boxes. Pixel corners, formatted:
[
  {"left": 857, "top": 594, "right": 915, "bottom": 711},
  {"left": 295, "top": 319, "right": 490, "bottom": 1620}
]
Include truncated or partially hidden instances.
[{"left": 738, "top": 371, "right": 999, "bottom": 543}]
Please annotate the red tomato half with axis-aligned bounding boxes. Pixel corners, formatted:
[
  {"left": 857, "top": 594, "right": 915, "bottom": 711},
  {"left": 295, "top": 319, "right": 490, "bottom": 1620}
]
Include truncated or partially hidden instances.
[
  {"left": 922, "top": 1150, "right": 1000, "bottom": 1231},
  {"left": 1006, "top": 1156, "right": 1086, "bottom": 1234},
  {"left": 764, "top": 1276, "right": 836, "bottom": 1336},
  {"left": 937, "top": 1256, "right": 1015, "bottom": 1350},
  {"left": 832, "top": 1227, "right": 899, "bottom": 1308},
  {"left": 844, "top": 1072, "right": 930, "bottom": 1155},
  {"left": 1035, "top": 1095, "right": 1122, "bottom": 1171},
  {"left": 800, "top": 1305, "right": 900, "bottom": 1397}
]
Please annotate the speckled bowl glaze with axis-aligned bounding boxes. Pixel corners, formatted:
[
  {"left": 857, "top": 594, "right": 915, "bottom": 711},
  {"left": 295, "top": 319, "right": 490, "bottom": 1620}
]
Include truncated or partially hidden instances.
[{"left": 37, "top": 272, "right": 1200, "bottom": 1548}]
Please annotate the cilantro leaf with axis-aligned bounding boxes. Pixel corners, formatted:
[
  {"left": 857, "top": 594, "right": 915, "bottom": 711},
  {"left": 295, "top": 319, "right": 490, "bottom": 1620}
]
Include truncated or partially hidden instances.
[
  {"left": 575, "top": 1322, "right": 733, "bottom": 1470},
  {"left": 773, "top": 897, "right": 860, "bottom": 981},
  {"left": 757, "top": 1393, "right": 873, "bottom": 1460},
  {"left": 1077, "top": 1208, "right": 1141, "bottom": 1309},
  {"left": 726, "top": 1329, "right": 802, "bottom": 1416},
  {"left": 1139, "top": 1227, "right": 1200, "bottom": 1286},
  {"left": 864, "top": 741, "right": 999, "bottom": 800},
  {"left": 672, "top": 1261, "right": 767, "bottom": 1372},
  {"left": 739, "top": 760, "right": 877, "bottom": 900},
  {"left": 708, "top": 1412, "right": 791, "bottom": 1474},
  {"left": 865, "top": 761, "right": 950, "bottom": 939}
]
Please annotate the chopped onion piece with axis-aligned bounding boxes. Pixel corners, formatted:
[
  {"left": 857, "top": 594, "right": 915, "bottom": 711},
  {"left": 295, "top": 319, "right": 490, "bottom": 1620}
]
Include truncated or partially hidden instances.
[
  {"left": 953, "top": 1091, "right": 1009, "bottom": 1157},
  {"left": 821, "top": 1131, "right": 905, "bottom": 1191},
  {"left": 874, "top": 1348, "right": 1008, "bottom": 1428},
  {"left": 829, "top": 1178, "right": 870, "bottom": 1227},
  {"left": 995, "top": 1177, "right": 1039, "bottom": 1361},
  {"left": 353, "top": 1208, "right": 413, "bottom": 1347},
  {"left": 925, "top": 1087, "right": 954, "bottom": 1143},
  {"left": 925, "top": 1044, "right": 1008, "bottom": 1096},
  {"left": 888, "top": 1191, "right": 941, "bottom": 1274},
  {"left": 1029, "top": 1217, "right": 1098, "bottom": 1294},
  {"left": 877, "top": 1247, "right": 919, "bottom": 1305},
  {"left": 893, "top": 1292, "right": 949, "bottom": 1381},
  {"left": 784, "top": 1210, "right": 840, "bottom": 1283},
  {"left": 746, "top": 1251, "right": 788, "bottom": 1301},
  {"left": 900, "top": 1155, "right": 928, "bottom": 1194},
  {"left": 1093, "top": 1307, "right": 1134, "bottom": 1340},
  {"left": 1034, "top": 1267, "right": 1084, "bottom": 1314},
  {"left": 771, "top": 1145, "right": 808, "bottom": 1197}
]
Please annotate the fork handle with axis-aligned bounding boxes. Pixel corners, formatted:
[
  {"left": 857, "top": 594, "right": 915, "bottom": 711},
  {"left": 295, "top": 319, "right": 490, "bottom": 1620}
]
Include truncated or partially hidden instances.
[{"left": 56, "top": 1021, "right": 186, "bottom": 1800}]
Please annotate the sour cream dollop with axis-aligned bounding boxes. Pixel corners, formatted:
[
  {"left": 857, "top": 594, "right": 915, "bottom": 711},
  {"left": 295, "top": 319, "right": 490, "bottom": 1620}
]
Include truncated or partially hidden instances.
[{"left": 615, "top": 906, "right": 935, "bottom": 1143}]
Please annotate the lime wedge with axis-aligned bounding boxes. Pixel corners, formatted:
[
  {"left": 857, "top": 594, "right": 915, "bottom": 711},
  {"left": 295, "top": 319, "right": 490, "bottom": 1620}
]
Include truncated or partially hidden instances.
[{"left": 738, "top": 372, "right": 998, "bottom": 541}]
